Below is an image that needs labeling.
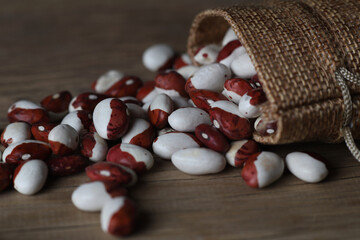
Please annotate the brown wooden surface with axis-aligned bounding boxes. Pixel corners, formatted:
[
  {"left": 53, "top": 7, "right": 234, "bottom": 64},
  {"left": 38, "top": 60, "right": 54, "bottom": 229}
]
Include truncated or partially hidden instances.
[{"left": 0, "top": 1, "right": 359, "bottom": 239}]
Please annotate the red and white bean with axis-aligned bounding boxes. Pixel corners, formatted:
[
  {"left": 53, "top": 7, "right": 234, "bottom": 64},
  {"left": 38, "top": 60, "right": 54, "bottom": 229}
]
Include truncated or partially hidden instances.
[
  {"left": 136, "top": 81, "right": 157, "bottom": 103},
  {"left": 154, "top": 70, "right": 187, "bottom": 98},
  {"left": 69, "top": 92, "right": 107, "bottom": 113},
  {"left": 186, "top": 63, "right": 231, "bottom": 93},
  {"left": 217, "top": 40, "right": 245, "bottom": 68},
  {"left": 168, "top": 107, "right": 211, "bottom": 132},
  {"left": 100, "top": 196, "right": 137, "bottom": 236},
  {"left": 31, "top": 123, "right": 56, "bottom": 143},
  {"left": 285, "top": 152, "right": 328, "bottom": 183},
  {"left": 222, "top": 27, "right": 238, "bottom": 46},
  {"left": 238, "top": 88, "right": 267, "bottom": 118},
  {"left": 195, "top": 124, "right": 229, "bottom": 152},
  {"left": 47, "top": 154, "right": 87, "bottom": 176},
  {"left": 40, "top": 90, "right": 72, "bottom": 121},
  {"left": 241, "top": 151, "right": 284, "bottom": 188},
  {"left": 8, "top": 100, "right": 49, "bottom": 124},
  {"left": 173, "top": 53, "right": 191, "bottom": 69},
  {"left": 142, "top": 44, "right": 175, "bottom": 72},
  {"left": 93, "top": 98, "right": 130, "bottom": 140},
  {"left": 72, "top": 181, "right": 127, "bottom": 212},
  {"left": 107, "top": 143, "right": 154, "bottom": 173},
  {"left": 92, "top": 70, "right": 124, "bottom": 93},
  {"left": 194, "top": 44, "right": 221, "bottom": 65},
  {"left": 189, "top": 89, "right": 228, "bottom": 111},
  {"left": 231, "top": 52, "right": 257, "bottom": 79},
  {"left": 61, "top": 110, "right": 92, "bottom": 133},
  {"left": 171, "top": 148, "right": 226, "bottom": 175},
  {"left": 121, "top": 118, "right": 155, "bottom": 149},
  {"left": 13, "top": 159, "right": 48, "bottom": 195},
  {"left": 2, "top": 140, "right": 52, "bottom": 165},
  {"left": 209, "top": 100, "right": 252, "bottom": 140},
  {"left": 81, "top": 132, "right": 108, "bottom": 162},
  {"left": 152, "top": 132, "right": 201, "bottom": 160},
  {"left": 222, "top": 78, "right": 254, "bottom": 104},
  {"left": 1, "top": 122, "right": 32, "bottom": 147},
  {"left": 254, "top": 116, "right": 277, "bottom": 136},
  {"left": 104, "top": 76, "right": 143, "bottom": 98},
  {"left": 176, "top": 65, "right": 199, "bottom": 79},
  {"left": 148, "top": 94, "right": 174, "bottom": 129},
  {"left": 225, "top": 139, "right": 259, "bottom": 167},
  {"left": 48, "top": 124, "right": 79, "bottom": 156},
  {"left": 86, "top": 162, "right": 137, "bottom": 186}
]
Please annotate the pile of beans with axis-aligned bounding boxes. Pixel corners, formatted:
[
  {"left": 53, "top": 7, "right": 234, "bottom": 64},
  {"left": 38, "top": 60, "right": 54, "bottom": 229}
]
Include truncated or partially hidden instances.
[{"left": 0, "top": 27, "right": 329, "bottom": 237}]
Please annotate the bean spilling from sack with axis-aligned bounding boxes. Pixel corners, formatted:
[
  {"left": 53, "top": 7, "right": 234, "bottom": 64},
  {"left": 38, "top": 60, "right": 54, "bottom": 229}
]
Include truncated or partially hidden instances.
[{"left": 0, "top": 27, "right": 329, "bottom": 237}]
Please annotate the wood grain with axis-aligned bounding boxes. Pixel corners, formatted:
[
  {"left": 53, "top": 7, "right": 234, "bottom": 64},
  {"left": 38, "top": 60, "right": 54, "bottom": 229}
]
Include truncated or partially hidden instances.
[{"left": 0, "top": 0, "right": 359, "bottom": 239}]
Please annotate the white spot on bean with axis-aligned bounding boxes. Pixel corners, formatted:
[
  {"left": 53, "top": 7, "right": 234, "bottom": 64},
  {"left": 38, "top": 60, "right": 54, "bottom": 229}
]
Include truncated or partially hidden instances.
[
  {"left": 38, "top": 126, "right": 45, "bottom": 131},
  {"left": 89, "top": 94, "right": 98, "bottom": 100},
  {"left": 52, "top": 93, "right": 60, "bottom": 99},
  {"left": 201, "top": 133, "right": 209, "bottom": 140},
  {"left": 125, "top": 79, "right": 134, "bottom": 85},
  {"left": 266, "top": 129, "right": 275, "bottom": 134},
  {"left": 21, "top": 154, "right": 31, "bottom": 160},
  {"left": 100, "top": 170, "right": 111, "bottom": 177},
  {"left": 213, "top": 120, "right": 220, "bottom": 129}
]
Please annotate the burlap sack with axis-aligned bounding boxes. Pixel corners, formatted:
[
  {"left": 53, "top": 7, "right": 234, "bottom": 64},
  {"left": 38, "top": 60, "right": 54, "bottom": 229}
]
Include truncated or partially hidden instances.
[{"left": 187, "top": 0, "right": 360, "bottom": 147}]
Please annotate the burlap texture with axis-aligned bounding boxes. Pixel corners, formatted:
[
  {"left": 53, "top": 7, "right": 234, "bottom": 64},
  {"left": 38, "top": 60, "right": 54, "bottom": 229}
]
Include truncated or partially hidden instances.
[{"left": 187, "top": 0, "right": 360, "bottom": 144}]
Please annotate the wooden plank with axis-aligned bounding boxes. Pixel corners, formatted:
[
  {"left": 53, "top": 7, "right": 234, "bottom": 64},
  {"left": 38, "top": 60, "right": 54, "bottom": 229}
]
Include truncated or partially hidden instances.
[{"left": 0, "top": 0, "right": 359, "bottom": 239}]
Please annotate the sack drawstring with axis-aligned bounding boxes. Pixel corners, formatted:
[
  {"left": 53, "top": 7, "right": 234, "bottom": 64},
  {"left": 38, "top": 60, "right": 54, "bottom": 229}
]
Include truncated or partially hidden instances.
[{"left": 335, "top": 67, "right": 360, "bottom": 161}]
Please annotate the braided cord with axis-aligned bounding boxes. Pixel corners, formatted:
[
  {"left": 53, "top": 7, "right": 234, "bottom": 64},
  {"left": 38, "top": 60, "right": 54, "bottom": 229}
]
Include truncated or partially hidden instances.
[{"left": 335, "top": 67, "right": 360, "bottom": 161}]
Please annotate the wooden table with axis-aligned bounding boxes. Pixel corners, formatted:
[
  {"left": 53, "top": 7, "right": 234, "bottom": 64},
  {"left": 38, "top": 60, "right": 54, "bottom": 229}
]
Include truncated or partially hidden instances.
[{"left": 1, "top": 1, "right": 359, "bottom": 239}]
